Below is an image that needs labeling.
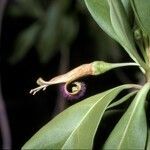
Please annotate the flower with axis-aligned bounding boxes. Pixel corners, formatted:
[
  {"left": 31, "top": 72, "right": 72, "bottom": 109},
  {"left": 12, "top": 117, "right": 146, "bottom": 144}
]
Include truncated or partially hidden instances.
[{"left": 60, "top": 82, "right": 86, "bottom": 100}]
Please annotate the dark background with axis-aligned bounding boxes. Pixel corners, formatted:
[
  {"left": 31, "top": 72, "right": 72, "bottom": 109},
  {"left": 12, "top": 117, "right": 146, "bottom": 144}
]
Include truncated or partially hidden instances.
[{"left": 0, "top": 0, "right": 140, "bottom": 149}]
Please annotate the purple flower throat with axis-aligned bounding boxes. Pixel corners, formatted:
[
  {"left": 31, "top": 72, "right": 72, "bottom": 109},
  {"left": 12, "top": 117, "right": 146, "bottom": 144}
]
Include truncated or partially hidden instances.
[{"left": 60, "top": 82, "right": 86, "bottom": 100}]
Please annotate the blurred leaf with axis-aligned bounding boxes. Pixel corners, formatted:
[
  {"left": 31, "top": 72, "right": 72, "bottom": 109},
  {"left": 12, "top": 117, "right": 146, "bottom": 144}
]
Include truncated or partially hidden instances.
[
  {"left": 84, "top": 0, "right": 118, "bottom": 41},
  {"left": 77, "top": 0, "right": 87, "bottom": 13},
  {"left": 22, "top": 84, "right": 134, "bottom": 149},
  {"left": 9, "top": 0, "right": 44, "bottom": 18},
  {"left": 103, "top": 83, "right": 150, "bottom": 149},
  {"left": 60, "top": 16, "right": 79, "bottom": 46},
  {"left": 8, "top": 5, "right": 25, "bottom": 17},
  {"left": 9, "top": 23, "right": 40, "bottom": 64},
  {"left": 37, "top": 1, "right": 62, "bottom": 63},
  {"left": 58, "top": 0, "right": 72, "bottom": 12},
  {"left": 131, "top": 0, "right": 150, "bottom": 36}
]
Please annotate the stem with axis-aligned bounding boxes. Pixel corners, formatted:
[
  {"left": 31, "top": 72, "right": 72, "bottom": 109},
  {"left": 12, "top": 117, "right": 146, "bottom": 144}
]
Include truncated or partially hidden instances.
[{"left": 111, "top": 62, "right": 139, "bottom": 68}]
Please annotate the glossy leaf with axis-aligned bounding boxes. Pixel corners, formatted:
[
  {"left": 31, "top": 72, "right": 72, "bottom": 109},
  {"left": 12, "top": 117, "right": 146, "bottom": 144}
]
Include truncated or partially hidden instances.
[
  {"left": 22, "top": 84, "right": 134, "bottom": 149},
  {"left": 85, "top": 0, "right": 132, "bottom": 40},
  {"left": 10, "top": 23, "right": 40, "bottom": 64},
  {"left": 104, "top": 83, "right": 150, "bottom": 149},
  {"left": 108, "top": 0, "right": 145, "bottom": 69},
  {"left": 131, "top": 0, "right": 150, "bottom": 36},
  {"left": 37, "top": 2, "right": 62, "bottom": 63},
  {"left": 84, "top": 0, "right": 118, "bottom": 41},
  {"left": 85, "top": 0, "right": 146, "bottom": 70}
]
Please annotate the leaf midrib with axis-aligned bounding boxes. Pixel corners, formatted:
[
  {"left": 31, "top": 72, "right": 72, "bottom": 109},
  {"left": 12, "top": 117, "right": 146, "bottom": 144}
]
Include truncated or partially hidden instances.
[
  {"left": 62, "top": 88, "right": 115, "bottom": 149},
  {"left": 61, "top": 85, "right": 130, "bottom": 149},
  {"left": 117, "top": 85, "right": 148, "bottom": 149}
]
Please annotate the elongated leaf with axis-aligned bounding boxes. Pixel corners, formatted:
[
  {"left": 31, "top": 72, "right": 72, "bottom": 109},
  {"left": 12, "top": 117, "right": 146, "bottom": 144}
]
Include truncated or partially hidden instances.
[
  {"left": 108, "top": 0, "right": 145, "bottom": 69},
  {"left": 104, "top": 83, "right": 150, "bottom": 149},
  {"left": 107, "top": 91, "right": 137, "bottom": 109},
  {"left": 121, "top": 0, "right": 133, "bottom": 22},
  {"left": 84, "top": 0, "right": 118, "bottom": 41},
  {"left": 60, "top": 16, "right": 79, "bottom": 46},
  {"left": 37, "top": 2, "right": 62, "bottom": 63},
  {"left": 108, "top": 0, "right": 134, "bottom": 50},
  {"left": 9, "top": 0, "right": 44, "bottom": 18},
  {"left": 85, "top": 0, "right": 132, "bottom": 40},
  {"left": 85, "top": 0, "right": 146, "bottom": 70},
  {"left": 22, "top": 84, "right": 135, "bottom": 149},
  {"left": 131, "top": 0, "right": 150, "bottom": 36},
  {"left": 9, "top": 23, "right": 40, "bottom": 64}
]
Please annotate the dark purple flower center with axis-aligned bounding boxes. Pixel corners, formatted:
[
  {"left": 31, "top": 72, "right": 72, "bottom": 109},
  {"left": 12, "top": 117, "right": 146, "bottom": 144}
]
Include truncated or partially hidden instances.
[{"left": 60, "top": 82, "right": 86, "bottom": 100}]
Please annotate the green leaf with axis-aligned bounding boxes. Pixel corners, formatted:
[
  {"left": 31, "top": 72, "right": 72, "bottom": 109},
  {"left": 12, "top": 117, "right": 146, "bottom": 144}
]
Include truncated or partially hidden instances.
[
  {"left": 108, "top": 0, "right": 145, "bottom": 70},
  {"left": 22, "top": 84, "right": 134, "bottom": 149},
  {"left": 85, "top": 0, "right": 146, "bottom": 70},
  {"left": 9, "top": 23, "right": 40, "bottom": 64},
  {"left": 37, "top": 1, "right": 62, "bottom": 63},
  {"left": 60, "top": 16, "right": 79, "bottom": 46},
  {"left": 9, "top": 0, "right": 44, "bottom": 18},
  {"left": 84, "top": 0, "right": 132, "bottom": 40},
  {"left": 107, "top": 91, "right": 137, "bottom": 109},
  {"left": 84, "top": 0, "right": 118, "bottom": 41},
  {"left": 121, "top": 0, "right": 133, "bottom": 22},
  {"left": 103, "top": 82, "right": 150, "bottom": 149},
  {"left": 131, "top": 0, "right": 150, "bottom": 36}
]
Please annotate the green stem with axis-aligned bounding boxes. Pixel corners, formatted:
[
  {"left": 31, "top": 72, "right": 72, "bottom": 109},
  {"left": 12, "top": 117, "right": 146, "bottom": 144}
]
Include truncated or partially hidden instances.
[
  {"left": 111, "top": 62, "right": 139, "bottom": 68},
  {"left": 92, "top": 61, "right": 140, "bottom": 76}
]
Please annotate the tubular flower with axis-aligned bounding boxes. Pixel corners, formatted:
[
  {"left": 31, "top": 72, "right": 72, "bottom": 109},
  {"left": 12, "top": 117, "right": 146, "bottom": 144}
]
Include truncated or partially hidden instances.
[{"left": 30, "top": 61, "right": 138, "bottom": 100}]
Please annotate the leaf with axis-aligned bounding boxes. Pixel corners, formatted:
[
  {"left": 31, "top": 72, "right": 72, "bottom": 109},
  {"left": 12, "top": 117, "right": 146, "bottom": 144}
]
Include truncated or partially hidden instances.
[
  {"left": 121, "top": 0, "right": 133, "bottom": 24},
  {"left": 108, "top": 0, "right": 145, "bottom": 69},
  {"left": 60, "top": 16, "right": 79, "bottom": 46},
  {"left": 107, "top": 91, "right": 137, "bottom": 109},
  {"left": 9, "top": 23, "right": 40, "bottom": 64},
  {"left": 9, "top": 0, "right": 44, "bottom": 18},
  {"left": 131, "top": 0, "right": 150, "bottom": 36},
  {"left": 85, "top": 0, "right": 146, "bottom": 70},
  {"left": 103, "top": 82, "right": 150, "bottom": 149},
  {"left": 37, "top": 1, "right": 62, "bottom": 63},
  {"left": 22, "top": 84, "right": 134, "bottom": 149},
  {"left": 84, "top": 0, "right": 118, "bottom": 41}
]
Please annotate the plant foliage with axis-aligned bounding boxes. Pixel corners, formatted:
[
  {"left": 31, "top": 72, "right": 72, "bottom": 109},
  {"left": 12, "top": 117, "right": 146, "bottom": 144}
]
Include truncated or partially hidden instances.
[{"left": 22, "top": 0, "right": 150, "bottom": 149}]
